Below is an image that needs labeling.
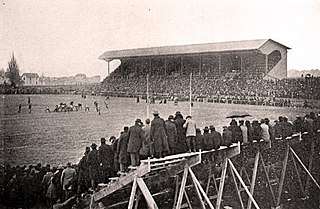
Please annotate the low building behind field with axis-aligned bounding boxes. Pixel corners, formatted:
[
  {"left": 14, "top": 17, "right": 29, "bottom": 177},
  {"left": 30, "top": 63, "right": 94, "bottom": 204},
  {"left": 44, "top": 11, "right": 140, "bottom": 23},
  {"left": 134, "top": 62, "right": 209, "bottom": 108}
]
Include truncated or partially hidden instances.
[
  {"left": 20, "top": 73, "right": 101, "bottom": 86},
  {"left": 42, "top": 74, "right": 100, "bottom": 85}
]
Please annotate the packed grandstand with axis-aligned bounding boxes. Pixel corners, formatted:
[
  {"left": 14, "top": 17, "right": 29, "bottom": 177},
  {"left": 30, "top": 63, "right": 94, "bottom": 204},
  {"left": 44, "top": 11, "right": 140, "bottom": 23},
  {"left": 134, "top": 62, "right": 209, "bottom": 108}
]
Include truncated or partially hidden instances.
[{"left": 1, "top": 39, "right": 320, "bottom": 105}]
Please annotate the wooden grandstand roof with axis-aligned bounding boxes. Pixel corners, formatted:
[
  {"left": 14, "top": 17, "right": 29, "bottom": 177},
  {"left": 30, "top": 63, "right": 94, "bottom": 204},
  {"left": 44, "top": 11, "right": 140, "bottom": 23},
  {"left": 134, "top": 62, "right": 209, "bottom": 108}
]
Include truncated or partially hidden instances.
[{"left": 99, "top": 39, "right": 290, "bottom": 60}]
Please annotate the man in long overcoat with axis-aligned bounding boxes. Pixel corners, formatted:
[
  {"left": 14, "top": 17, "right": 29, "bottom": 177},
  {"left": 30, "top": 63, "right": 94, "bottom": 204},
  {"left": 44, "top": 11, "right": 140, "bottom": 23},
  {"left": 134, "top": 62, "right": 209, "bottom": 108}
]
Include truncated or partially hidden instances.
[
  {"left": 127, "top": 119, "right": 144, "bottom": 167},
  {"left": 87, "top": 143, "right": 99, "bottom": 191},
  {"left": 98, "top": 138, "right": 114, "bottom": 183},
  {"left": 150, "top": 111, "right": 169, "bottom": 158},
  {"left": 117, "top": 127, "right": 129, "bottom": 172},
  {"left": 165, "top": 115, "right": 177, "bottom": 155},
  {"left": 174, "top": 111, "right": 187, "bottom": 153}
]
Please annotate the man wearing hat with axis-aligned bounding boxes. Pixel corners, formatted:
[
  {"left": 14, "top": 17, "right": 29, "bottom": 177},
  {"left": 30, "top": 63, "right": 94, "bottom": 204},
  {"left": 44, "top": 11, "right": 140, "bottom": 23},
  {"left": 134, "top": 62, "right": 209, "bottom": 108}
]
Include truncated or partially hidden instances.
[
  {"left": 127, "top": 119, "right": 145, "bottom": 168},
  {"left": 142, "top": 118, "right": 154, "bottom": 158},
  {"left": 222, "top": 126, "right": 232, "bottom": 147},
  {"left": 117, "top": 126, "right": 129, "bottom": 173},
  {"left": 209, "top": 126, "right": 221, "bottom": 150},
  {"left": 150, "top": 111, "right": 169, "bottom": 158},
  {"left": 203, "top": 126, "right": 214, "bottom": 150},
  {"left": 239, "top": 120, "right": 248, "bottom": 144},
  {"left": 293, "top": 116, "right": 304, "bottom": 133},
  {"left": 60, "top": 162, "right": 76, "bottom": 200},
  {"left": 260, "top": 119, "right": 270, "bottom": 142},
  {"left": 174, "top": 111, "right": 187, "bottom": 153},
  {"left": 183, "top": 116, "right": 197, "bottom": 152},
  {"left": 77, "top": 147, "right": 90, "bottom": 195},
  {"left": 87, "top": 143, "right": 99, "bottom": 191},
  {"left": 98, "top": 138, "right": 114, "bottom": 183},
  {"left": 165, "top": 115, "right": 177, "bottom": 154}
]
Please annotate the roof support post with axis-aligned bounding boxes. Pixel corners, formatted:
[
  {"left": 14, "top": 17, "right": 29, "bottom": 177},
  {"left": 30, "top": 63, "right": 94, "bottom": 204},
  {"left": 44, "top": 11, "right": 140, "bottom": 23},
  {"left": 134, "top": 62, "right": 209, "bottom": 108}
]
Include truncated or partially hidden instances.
[
  {"left": 240, "top": 55, "right": 243, "bottom": 76},
  {"left": 199, "top": 55, "right": 202, "bottom": 76},
  {"left": 164, "top": 57, "right": 167, "bottom": 76},
  {"left": 181, "top": 57, "right": 184, "bottom": 75},
  {"left": 107, "top": 61, "right": 110, "bottom": 76},
  {"left": 265, "top": 54, "right": 268, "bottom": 75},
  {"left": 218, "top": 55, "right": 221, "bottom": 77}
]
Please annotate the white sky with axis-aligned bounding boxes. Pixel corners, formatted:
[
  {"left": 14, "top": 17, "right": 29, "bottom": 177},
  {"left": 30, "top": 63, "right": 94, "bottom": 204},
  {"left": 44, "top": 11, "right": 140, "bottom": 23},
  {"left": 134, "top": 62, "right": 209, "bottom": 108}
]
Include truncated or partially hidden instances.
[{"left": 1, "top": 0, "right": 320, "bottom": 78}]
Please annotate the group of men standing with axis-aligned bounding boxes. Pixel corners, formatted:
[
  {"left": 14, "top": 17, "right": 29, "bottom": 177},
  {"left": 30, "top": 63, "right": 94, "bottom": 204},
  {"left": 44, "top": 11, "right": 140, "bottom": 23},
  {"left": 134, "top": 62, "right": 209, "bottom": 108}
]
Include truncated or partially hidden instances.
[{"left": 114, "top": 110, "right": 226, "bottom": 174}]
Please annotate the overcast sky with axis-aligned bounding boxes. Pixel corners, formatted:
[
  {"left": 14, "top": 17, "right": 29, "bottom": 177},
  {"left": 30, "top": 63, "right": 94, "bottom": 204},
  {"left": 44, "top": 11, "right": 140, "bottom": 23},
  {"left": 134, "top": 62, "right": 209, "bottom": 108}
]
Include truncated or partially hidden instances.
[{"left": 1, "top": 0, "right": 320, "bottom": 79}]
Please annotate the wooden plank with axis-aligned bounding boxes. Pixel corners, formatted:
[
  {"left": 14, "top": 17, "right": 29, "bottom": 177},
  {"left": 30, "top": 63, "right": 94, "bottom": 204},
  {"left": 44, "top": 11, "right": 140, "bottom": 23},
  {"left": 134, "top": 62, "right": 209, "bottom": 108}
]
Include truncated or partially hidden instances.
[
  {"left": 290, "top": 151, "right": 306, "bottom": 197},
  {"left": 290, "top": 147, "right": 320, "bottom": 190},
  {"left": 247, "top": 152, "right": 260, "bottom": 209},
  {"left": 228, "top": 159, "right": 260, "bottom": 209},
  {"left": 229, "top": 165, "right": 245, "bottom": 209},
  {"left": 276, "top": 144, "right": 289, "bottom": 206},
  {"left": 172, "top": 176, "right": 180, "bottom": 209},
  {"left": 189, "top": 168, "right": 215, "bottom": 209},
  {"left": 190, "top": 171, "right": 206, "bottom": 209},
  {"left": 136, "top": 177, "right": 159, "bottom": 209},
  {"left": 259, "top": 153, "right": 276, "bottom": 205},
  {"left": 128, "top": 176, "right": 138, "bottom": 209},
  {"left": 93, "top": 164, "right": 149, "bottom": 202},
  {"left": 216, "top": 156, "right": 228, "bottom": 209},
  {"left": 206, "top": 167, "right": 212, "bottom": 195},
  {"left": 134, "top": 190, "right": 142, "bottom": 209},
  {"left": 175, "top": 166, "right": 189, "bottom": 209},
  {"left": 227, "top": 142, "right": 241, "bottom": 158},
  {"left": 184, "top": 191, "right": 193, "bottom": 209},
  {"left": 305, "top": 140, "right": 315, "bottom": 195}
]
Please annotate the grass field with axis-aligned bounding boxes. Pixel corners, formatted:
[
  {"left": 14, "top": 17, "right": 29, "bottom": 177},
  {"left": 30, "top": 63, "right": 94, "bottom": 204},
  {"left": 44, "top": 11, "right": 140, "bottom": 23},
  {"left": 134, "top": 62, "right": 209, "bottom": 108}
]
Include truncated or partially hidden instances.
[{"left": 1, "top": 94, "right": 316, "bottom": 166}]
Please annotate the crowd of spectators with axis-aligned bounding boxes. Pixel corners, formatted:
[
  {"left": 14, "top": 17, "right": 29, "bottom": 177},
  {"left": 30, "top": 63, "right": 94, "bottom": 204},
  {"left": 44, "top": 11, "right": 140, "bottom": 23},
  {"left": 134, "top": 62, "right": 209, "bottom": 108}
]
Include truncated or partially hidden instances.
[
  {"left": 1, "top": 110, "right": 320, "bottom": 209},
  {"left": 101, "top": 73, "right": 320, "bottom": 105}
]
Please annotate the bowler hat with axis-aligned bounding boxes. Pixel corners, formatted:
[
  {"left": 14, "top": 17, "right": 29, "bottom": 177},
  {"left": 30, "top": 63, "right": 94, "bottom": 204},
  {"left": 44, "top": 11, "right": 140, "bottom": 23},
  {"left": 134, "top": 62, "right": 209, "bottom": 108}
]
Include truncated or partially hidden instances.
[
  {"left": 91, "top": 143, "right": 97, "bottom": 148},
  {"left": 175, "top": 111, "right": 181, "bottom": 115},
  {"left": 168, "top": 115, "right": 174, "bottom": 120},
  {"left": 203, "top": 126, "right": 209, "bottom": 131},
  {"left": 135, "top": 118, "right": 142, "bottom": 123}
]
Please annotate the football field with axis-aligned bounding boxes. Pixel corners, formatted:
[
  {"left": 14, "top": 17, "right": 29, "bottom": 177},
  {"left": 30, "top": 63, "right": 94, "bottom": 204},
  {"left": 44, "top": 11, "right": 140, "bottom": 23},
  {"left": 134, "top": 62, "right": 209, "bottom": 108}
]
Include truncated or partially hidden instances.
[{"left": 1, "top": 94, "right": 315, "bottom": 166}]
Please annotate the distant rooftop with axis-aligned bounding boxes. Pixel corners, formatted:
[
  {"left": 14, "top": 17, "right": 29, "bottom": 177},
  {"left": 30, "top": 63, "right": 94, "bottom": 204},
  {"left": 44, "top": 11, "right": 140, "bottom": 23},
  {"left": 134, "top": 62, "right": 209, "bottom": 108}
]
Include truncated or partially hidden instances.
[{"left": 22, "top": 73, "right": 39, "bottom": 78}]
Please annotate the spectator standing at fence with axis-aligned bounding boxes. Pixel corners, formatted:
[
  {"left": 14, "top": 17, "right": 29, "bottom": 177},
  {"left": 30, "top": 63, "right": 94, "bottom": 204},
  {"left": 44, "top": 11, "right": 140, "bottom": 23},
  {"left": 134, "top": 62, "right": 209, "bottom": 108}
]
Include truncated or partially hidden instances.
[
  {"left": 196, "top": 128, "right": 205, "bottom": 151},
  {"left": 245, "top": 120, "right": 253, "bottom": 143},
  {"left": 150, "top": 111, "right": 169, "bottom": 158},
  {"left": 260, "top": 119, "right": 270, "bottom": 142},
  {"left": 87, "top": 143, "right": 99, "bottom": 191},
  {"left": 111, "top": 136, "right": 120, "bottom": 174},
  {"left": 293, "top": 116, "right": 304, "bottom": 133},
  {"left": 117, "top": 127, "right": 129, "bottom": 173},
  {"left": 282, "top": 116, "right": 294, "bottom": 139},
  {"left": 252, "top": 120, "right": 262, "bottom": 141},
  {"left": 265, "top": 118, "right": 275, "bottom": 142},
  {"left": 60, "top": 162, "right": 76, "bottom": 200},
  {"left": 98, "top": 138, "right": 114, "bottom": 183},
  {"left": 228, "top": 119, "right": 243, "bottom": 143},
  {"left": 203, "top": 126, "right": 214, "bottom": 150},
  {"left": 174, "top": 111, "right": 187, "bottom": 153},
  {"left": 165, "top": 115, "right": 177, "bottom": 155},
  {"left": 127, "top": 119, "right": 144, "bottom": 168},
  {"left": 222, "top": 126, "right": 232, "bottom": 147},
  {"left": 304, "top": 114, "right": 314, "bottom": 136},
  {"left": 183, "top": 116, "right": 197, "bottom": 152},
  {"left": 77, "top": 147, "right": 90, "bottom": 195},
  {"left": 210, "top": 125, "right": 222, "bottom": 149},
  {"left": 239, "top": 120, "right": 248, "bottom": 144},
  {"left": 143, "top": 119, "right": 153, "bottom": 157}
]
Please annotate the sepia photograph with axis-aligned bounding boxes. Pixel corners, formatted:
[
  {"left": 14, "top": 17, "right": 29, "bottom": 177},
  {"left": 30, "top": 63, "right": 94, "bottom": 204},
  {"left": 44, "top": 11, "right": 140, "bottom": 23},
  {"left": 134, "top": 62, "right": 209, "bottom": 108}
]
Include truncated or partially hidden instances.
[{"left": 1, "top": 0, "right": 320, "bottom": 208}]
